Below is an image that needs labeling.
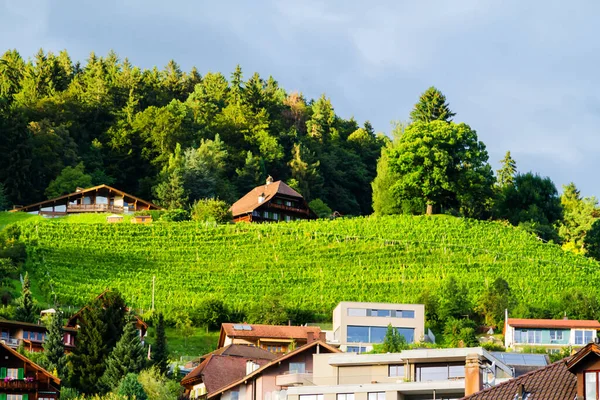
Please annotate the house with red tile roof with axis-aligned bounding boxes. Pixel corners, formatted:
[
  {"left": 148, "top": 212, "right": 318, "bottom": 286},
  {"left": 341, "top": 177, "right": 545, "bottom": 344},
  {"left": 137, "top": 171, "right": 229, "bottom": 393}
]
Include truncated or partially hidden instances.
[
  {"left": 0, "top": 341, "right": 61, "bottom": 399},
  {"left": 230, "top": 176, "right": 316, "bottom": 223},
  {"left": 218, "top": 323, "right": 324, "bottom": 354},
  {"left": 504, "top": 310, "right": 600, "bottom": 351},
  {"left": 207, "top": 341, "right": 340, "bottom": 400},
  {"left": 462, "top": 342, "right": 600, "bottom": 399},
  {"left": 181, "top": 344, "right": 277, "bottom": 399}
]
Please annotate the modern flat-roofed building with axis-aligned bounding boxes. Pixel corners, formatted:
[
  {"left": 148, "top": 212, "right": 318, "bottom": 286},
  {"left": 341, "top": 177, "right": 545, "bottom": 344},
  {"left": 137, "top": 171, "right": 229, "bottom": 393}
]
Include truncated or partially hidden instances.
[{"left": 331, "top": 302, "right": 427, "bottom": 352}]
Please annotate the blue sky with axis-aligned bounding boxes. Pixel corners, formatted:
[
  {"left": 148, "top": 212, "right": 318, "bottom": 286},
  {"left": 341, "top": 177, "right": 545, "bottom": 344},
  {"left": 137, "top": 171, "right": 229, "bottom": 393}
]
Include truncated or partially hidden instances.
[{"left": 1, "top": 0, "right": 599, "bottom": 198}]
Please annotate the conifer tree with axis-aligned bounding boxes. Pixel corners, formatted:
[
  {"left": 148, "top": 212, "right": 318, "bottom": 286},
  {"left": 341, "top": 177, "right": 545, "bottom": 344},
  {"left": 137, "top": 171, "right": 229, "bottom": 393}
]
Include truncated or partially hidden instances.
[
  {"left": 70, "top": 306, "right": 108, "bottom": 394},
  {"left": 100, "top": 314, "right": 147, "bottom": 390},
  {"left": 409, "top": 86, "right": 455, "bottom": 123},
  {"left": 152, "top": 313, "right": 169, "bottom": 375},
  {"left": 15, "top": 272, "right": 35, "bottom": 323},
  {"left": 43, "top": 310, "right": 67, "bottom": 379},
  {"left": 496, "top": 151, "right": 517, "bottom": 188}
]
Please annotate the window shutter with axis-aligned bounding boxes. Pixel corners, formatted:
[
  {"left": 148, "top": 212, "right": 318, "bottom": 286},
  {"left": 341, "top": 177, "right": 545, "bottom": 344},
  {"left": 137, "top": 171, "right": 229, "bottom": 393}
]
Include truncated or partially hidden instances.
[
  {"left": 0, "top": 367, "right": 6, "bottom": 378},
  {"left": 18, "top": 367, "right": 24, "bottom": 379},
  {"left": 23, "top": 395, "right": 29, "bottom": 400},
  {"left": 0, "top": 393, "right": 7, "bottom": 400}
]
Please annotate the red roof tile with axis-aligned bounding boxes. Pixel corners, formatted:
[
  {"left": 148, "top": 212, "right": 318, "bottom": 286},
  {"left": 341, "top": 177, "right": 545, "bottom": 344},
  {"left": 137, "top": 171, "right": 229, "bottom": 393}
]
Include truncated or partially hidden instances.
[
  {"left": 461, "top": 359, "right": 576, "bottom": 400},
  {"left": 507, "top": 318, "right": 600, "bottom": 329},
  {"left": 230, "top": 180, "right": 304, "bottom": 216},
  {"left": 221, "top": 323, "right": 322, "bottom": 341}
]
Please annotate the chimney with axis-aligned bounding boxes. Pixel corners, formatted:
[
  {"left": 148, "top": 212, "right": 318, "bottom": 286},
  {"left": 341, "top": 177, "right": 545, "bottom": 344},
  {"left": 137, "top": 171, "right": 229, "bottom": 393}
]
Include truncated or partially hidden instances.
[
  {"left": 319, "top": 331, "right": 326, "bottom": 342},
  {"left": 307, "top": 331, "right": 315, "bottom": 343},
  {"left": 516, "top": 384, "right": 526, "bottom": 400},
  {"left": 464, "top": 354, "right": 483, "bottom": 397},
  {"left": 563, "top": 312, "right": 568, "bottom": 320},
  {"left": 266, "top": 176, "right": 273, "bottom": 185},
  {"left": 258, "top": 193, "right": 265, "bottom": 204}
]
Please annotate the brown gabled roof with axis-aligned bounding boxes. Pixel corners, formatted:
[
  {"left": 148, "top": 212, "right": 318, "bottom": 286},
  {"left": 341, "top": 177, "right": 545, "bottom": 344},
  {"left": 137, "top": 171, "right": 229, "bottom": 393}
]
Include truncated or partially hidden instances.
[
  {"left": 566, "top": 342, "right": 600, "bottom": 371},
  {"left": 0, "top": 341, "right": 61, "bottom": 385},
  {"left": 461, "top": 359, "right": 576, "bottom": 400},
  {"left": 230, "top": 180, "right": 304, "bottom": 216},
  {"left": 507, "top": 318, "right": 600, "bottom": 330},
  {"left": 218, "top": 323, "right": 322, "bottom": 347},
  {"left": 10, "top": 184, "right": 162, "bottom": 213},
  {"left": 0, "top": 318, "right": 77, "bottom": 333},
  {"left": 207, "top": 341, "right": 340, "bottom": 399}
]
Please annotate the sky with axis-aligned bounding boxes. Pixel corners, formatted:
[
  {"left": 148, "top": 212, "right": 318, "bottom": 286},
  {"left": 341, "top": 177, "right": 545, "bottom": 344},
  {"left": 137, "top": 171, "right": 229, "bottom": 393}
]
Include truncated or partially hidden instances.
[{"left": 1, "top": 0, "right": 599, "bottom": 198}]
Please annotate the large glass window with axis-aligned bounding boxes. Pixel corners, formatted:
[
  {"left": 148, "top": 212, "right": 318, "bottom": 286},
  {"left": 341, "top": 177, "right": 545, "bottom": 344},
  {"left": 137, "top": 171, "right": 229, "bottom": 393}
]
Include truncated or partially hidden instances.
[
  {"left": 367, "top": 393, "right": 385, "bottom": 400},
  {"left": 289, "top": 362, "right": 306, "bottom": 373},
  {"left": 397, "top": 310, "right": 415, "bottom": 319},
  {"left": 397, "top": 328, "right": 415, "bottom": 343},
  {"left": 337, "top": 394, "right": 354, "bottom": 400},
  {"left": 300, "top": 395, "right": 323, "bottom": 400},
  {"left": 575, "top": 330, "right": 594, "bottom": 345},
  {"left": 370, "top": 327, "right": 388, "bottom": 343},
  {"left": 550, "top": 330, "right": 563, "bottom": 341},
  {"left": 389, "top": 365, "right": 405, "bottom": 378},
  {"left": 347, "top": 308, "right": 367, "bottom": 317},
  {"left": 416, "top": 363, "right": 464, "bottom": 382},
  {"left": 370, "top": 309, "right": 391, "bottom": 317},
  {"left": 516, "top": 329, "right": 542, "bottom": 344},
  {"left": 346, "top": 346, "right": 367, "bottom": 353},
  {"left": 585, "top": 371, "right": 598, "bottom": 400},
  {"left": 347, "top": 326, "right": 369, "bottom": 343}
]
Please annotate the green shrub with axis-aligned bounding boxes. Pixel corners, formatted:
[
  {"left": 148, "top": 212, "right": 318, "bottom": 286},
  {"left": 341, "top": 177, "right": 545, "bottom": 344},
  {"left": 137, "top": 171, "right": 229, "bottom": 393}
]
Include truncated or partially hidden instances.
[
  {"left": 159, "top": 209, "right": 190, "bottom": 222},
  {"left": 308, "top": 199, "right": 332, "bottom": 219},
  {"left": 118, "top": 373, "right": 147, "bottom": 400},
  {"left": 190, "top": 199, "right": 232, "bottom": 224}
]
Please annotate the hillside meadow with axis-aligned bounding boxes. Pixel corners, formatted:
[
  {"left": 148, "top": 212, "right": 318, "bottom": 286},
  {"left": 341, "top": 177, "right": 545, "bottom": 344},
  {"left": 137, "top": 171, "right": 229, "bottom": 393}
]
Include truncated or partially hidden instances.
[{"left": 5, "top": 212, "right": 598, "bottom": 318}]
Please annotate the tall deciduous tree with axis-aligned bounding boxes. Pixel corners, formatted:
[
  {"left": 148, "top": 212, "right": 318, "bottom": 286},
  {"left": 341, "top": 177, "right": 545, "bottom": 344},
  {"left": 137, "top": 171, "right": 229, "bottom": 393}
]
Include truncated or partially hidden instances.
[
  {"left": 387, "top": 121, "right": 494, "bottom": 216},
  {"left": 476, "top": 278, "right": 512, "bottom": 327},
  {"left": 496, "top": 151, "right": 517, "bottom": 188},
  {"left": 409, "top": 87, "right": 455, "bottom": 123},
  {"left": 43, "top": 310, "right": 67, "bottom": 379},
  {"left": 100, "top": 315, "right": 147, "bottom": 391},
  {"left": 558, "top": 183, "right": 600, "bottom": 254},
  {"left": 45, "top": 162, "right": 93, "bottom": 199},
  {"left": 152, "top": 313, "right": 169, "bottom": 375},
  {"left": 584, "top": 219, "right": 600, "bottom": 262}
]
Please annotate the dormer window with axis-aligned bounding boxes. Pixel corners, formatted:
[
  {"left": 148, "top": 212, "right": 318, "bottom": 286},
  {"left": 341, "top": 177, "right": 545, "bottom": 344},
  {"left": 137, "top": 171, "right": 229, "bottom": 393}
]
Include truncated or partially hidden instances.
[{"left": 585, "top": 371, "right": 598, "bottom": 399}]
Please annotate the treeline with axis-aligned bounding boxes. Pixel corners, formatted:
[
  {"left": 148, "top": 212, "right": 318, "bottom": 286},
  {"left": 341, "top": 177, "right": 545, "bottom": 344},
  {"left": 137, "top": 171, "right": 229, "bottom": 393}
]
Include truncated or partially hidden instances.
[
  {"left": 372, "top": 87, "right": 600, "bottom": 259},
  {"left": 0, "top": 49, "right": 383, "bottom": 215}
]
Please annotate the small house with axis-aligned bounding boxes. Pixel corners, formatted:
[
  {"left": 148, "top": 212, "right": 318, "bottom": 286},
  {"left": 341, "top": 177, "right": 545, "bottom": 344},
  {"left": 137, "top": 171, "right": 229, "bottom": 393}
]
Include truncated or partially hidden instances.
[
  {"left": 106, "top": 214, "right": 123, "bottom": 223},
  {"left": 230, "top": 176, "right": 316, "bottom": 223},
  {"left": 0, "top": 341, "right": 61, "bottom": 399},
  {"left": 131, "top": 215, "right": 152, "bottom": 224},
  {"left": 218, "top": 323, "right": 324, "bottom": 354}
]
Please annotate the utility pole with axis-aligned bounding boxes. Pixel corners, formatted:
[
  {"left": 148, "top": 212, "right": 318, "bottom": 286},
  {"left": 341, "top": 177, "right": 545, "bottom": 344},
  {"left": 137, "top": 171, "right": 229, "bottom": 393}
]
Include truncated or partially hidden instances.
[{"left": 152, "top": 275, "right": 155, "bottom": 311}]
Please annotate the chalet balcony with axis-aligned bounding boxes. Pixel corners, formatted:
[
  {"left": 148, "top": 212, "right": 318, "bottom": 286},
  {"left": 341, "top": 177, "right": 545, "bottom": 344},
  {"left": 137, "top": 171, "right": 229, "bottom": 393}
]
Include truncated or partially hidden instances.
[
  {"left": 0, "top": 380, "right": 39, "bottom": 390},
  {"left": 0, "top": 337, "right": 22, "bottom": 348},
  {"left": 67, "top": 204, "right": 125, "bottom": 213},
  {"left": 268, "top": 202, "right": 310, "bottom": 215},
  {"left": 275, "top": 372, "right": 313, "bottom": 386}
]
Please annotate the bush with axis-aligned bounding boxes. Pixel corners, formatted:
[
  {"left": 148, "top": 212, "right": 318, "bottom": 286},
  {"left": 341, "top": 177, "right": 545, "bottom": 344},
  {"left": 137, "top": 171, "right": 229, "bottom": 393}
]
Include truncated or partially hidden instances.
[
  {"left": 481, "top": 342, "right": 505, "bottom": 352},
  {"left": 308, "top": 199, "right": 332, "bottom": 219},
  {"left": 192, "top": 298, "right": 229, "bottom": 330},
  {"left": 118, "top": 373, "right": 147, "bottom": 400},
  {"left": 191, "top": 199, "right": 232, "bottom": 224},
  {"left": 159, "top": 209, "right": 190, "bottom": 222}
]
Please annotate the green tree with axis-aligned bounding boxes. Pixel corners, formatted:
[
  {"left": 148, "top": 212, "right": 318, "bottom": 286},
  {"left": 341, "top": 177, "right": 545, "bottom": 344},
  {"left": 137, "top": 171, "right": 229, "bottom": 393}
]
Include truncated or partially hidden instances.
[
  {"left": 436, "top": 276, "right": 471, "bottom": 322},
  {"left": 100, "top": 315, "right": 147, "bottom": 390},
  {"left": 496, "top": 151, "right": 517, "bottom": 188},
  {"left": 246, "top": 295, "right": 288, "bottom": 325},
  {"left": 308, "top": 198, "right": 332, "bottom": 218},
  {"left": 194, "top": 297, "right": 229, "bottom": 330},
  {"left": 117, "top": 373, "right": 147, "bottom": 400},
  {"left": 288, "top": 143, "right": 321, "bottom": 201},
  {"left": 476, "top": 278, "right": 512, "bottom": 327},
  {"left": 45, "top": 162, "right": 93, "bottom": 199},
  {"left": 443, "top": 318, "right": 478, "bottom": 347},
  {"left": 584, "top": 219, "right": 600, "bottom": 262},
  {"left": 15, "top": 272, "right": 36, "bottom": 323},
  {"left": 558, "top": 183, "right": 599, "bottom": 254},
  {"left": 43, "top": 310, "right": 67, "bottom": 379},
  {"left": 190, "top": 198, "right": 232, "bottom": 224},
  {"left": 0, "top": 183, "right": 10, "bottom": 210},
  {"left": 372, "top": 324, "right": 408, "bottom": 353},
  {"left": 153, "top": 144, "right": 188, "bottom": 209},
  {"left": 152, "top": 313, "right": 169, "bottom": 375},
  {"left": 175, "top": 314, "right": 194, "bottom": 350},
  {"left": 388, "top": 121, "right": 494, "bottom": 216},
  {"left": 409, "top": 87, "right": 455, "bottom": 123},
  {"left": 494, "top": 172, "right": 563, "bottom": 242}
]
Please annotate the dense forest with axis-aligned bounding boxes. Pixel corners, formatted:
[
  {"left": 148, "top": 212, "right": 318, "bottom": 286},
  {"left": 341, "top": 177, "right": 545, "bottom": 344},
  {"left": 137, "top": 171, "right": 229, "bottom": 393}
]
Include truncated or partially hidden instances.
[{"left": 0, "top": 49, "right": 383, "bottom": 214}]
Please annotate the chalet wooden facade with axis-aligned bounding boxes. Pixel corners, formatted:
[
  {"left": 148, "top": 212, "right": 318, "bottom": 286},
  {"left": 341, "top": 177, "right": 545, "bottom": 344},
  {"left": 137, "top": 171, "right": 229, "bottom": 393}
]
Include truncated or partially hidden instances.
[
  {"left": 0, "top": 319, "right": 76, "bottom": 353},
  {"left": 10, "top": 184, "right": 161, "bottom": 217},
  {"left": 0, "top": 342, "right": 60, "bottom": 399},
  {"left": 230, "top": 177, "right": 316, "bottom": 223}
]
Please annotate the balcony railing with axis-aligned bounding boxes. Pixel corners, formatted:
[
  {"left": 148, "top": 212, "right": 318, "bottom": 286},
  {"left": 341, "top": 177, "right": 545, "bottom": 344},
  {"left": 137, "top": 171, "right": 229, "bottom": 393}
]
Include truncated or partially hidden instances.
[
  {"left": 275, "top": 372, "right": 312, "bottom": 386},
  {"left": 67, "top": 204, "right": 125, "bottom": 212},
  {"left": 268, "top": 203, "right": 310, "bottom": 215},
  {"left": 0, "top": 337, "right": 22, "bottom": 347},
  {"left": 0, "top": 380, "right": 39, "bottom": 390}
]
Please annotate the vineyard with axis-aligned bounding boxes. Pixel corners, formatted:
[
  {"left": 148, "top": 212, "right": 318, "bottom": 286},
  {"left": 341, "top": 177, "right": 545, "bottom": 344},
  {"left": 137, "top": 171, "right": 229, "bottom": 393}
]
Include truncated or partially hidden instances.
[{"left": 11, "top": 213, "right": 600, "bottom": 316}]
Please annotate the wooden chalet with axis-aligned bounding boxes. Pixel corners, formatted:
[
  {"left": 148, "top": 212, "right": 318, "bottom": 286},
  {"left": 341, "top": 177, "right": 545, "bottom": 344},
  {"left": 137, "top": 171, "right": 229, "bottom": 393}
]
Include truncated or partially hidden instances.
[
  {"left": 230, "top": 177, "right": 316, "bottom": 223},
  {"left": 10, "top": 184, "right": 162, "bottom": 217},
  {"left": 0, "top": 319, "right": 77, "bottom": 353},
  {"left": 0, "top": 341, "right": 60, "bottom": 399}
]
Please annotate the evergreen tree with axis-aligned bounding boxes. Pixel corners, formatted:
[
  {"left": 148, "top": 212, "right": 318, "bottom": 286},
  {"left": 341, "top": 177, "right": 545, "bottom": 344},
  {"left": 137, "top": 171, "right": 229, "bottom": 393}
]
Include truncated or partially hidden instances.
[
  {"left": 374, "top": 324, "right": 408, "bottom": 353},
  {"left": 118, "top": 373, "right": 147, "bottom": 400},
  {"left": 153, "top": 144, "right": 188, "bottom": 209},
  {"left": 43, "top": 310, "right": 67, "bottom": 379},
  {"left": 409, "top": 86, "right": 455, "bottom": 123},
  {"left": 100, "top": 315, "right": 147, "bottom": 390},
  {"left": 152, "top": 313, "right": 169, "bottom": 375},
  {"left": 0, "top": 183, "right": 10, "bottom": 211},
  {"left": 15, "top": 272, "right": 35, "bottom": 323},
  {"left": 584, "top": 219, "right": 600, "bottom": 262},
  {"left": 70, "top": 306, "right": 108, "bottom": 393},
  {"left": 496, "top": 151, "right": 517, "bottom": 187}
]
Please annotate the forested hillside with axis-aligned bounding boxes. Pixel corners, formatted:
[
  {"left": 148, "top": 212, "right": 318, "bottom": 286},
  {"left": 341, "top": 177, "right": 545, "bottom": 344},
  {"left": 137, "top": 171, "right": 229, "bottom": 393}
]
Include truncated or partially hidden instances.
[
  {"left": 0, "top": 49, "right": 383, "bottom": 214},
  {"left": 15, "top": 214, "right": 600, "bottom": 327}
]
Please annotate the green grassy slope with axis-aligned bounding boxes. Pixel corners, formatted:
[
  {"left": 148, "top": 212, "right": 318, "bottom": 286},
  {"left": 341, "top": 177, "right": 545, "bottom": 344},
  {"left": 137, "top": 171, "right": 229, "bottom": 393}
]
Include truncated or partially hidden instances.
[{"left": 12, "top": 213, "right": 599, "bottom": 316}]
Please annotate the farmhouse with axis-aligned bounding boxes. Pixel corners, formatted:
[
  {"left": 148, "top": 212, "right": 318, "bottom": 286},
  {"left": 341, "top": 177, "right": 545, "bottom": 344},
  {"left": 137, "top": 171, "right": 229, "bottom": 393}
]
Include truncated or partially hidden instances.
[
  {"left": 230, "top": 176, "right": 316, "bottom": 223},
  {"left": 10, "top": 184, "right": 161, "bottom": 216},
  {"left": 0, "top": 341, "right": 61, "bottom": 399}
]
